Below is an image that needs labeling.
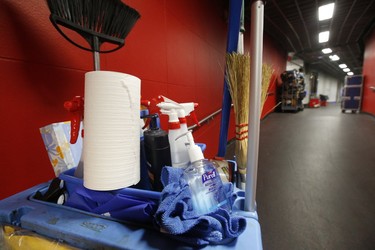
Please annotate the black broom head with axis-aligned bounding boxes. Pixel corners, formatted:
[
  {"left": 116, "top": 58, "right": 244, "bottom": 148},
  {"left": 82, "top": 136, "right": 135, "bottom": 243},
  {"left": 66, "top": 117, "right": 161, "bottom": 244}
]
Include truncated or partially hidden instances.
[{"left": 47, "top": 0, "right": 141, "bottom": 52}]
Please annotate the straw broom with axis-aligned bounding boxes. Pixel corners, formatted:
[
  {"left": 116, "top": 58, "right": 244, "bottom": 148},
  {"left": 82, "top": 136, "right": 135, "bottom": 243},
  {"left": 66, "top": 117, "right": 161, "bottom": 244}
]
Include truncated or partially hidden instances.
[
  {"left": 261, "top": 63, "right": 275, "bottom": 112},
  {"left": 226, "top": 52, "right": 274, "bottom": 177},
  {"left": 226, "top": 52, "right": 250, "bottom": 176}
]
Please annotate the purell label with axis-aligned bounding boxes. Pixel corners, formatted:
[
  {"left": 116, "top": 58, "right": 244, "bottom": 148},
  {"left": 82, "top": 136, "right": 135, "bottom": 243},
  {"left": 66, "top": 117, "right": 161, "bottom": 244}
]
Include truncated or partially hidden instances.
[{"left": 202, "top": 169, "right": 217, "bottom": 183}]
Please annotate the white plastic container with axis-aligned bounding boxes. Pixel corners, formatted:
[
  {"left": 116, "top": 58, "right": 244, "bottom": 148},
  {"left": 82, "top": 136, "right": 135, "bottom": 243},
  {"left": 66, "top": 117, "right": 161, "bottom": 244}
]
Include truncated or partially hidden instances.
[{"left": 158, "top": 104, "right": 189, "bottom": 168}]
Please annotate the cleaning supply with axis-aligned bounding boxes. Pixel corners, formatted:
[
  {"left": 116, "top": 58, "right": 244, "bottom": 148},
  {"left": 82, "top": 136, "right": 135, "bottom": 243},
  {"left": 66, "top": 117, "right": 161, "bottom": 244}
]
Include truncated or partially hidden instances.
[
  {"left": 83, "top": 71, "right": 141, "bottom": 191},
  {"left": 157, "top": 103, "right": 189, "bottom": 168},
  {"left": 64, "top": 96, "right": 85, "bottom": 178},
  {"left": 47, "top": 0, "right": 141, "bottom": 70},
  {"left": 134, "top": 108, "right": 152, "bottom": 191},
  {"left": 179, "top": 132, "right": 230, "bottom": 216},
  {"left": 160, "top": 96, "right": 200, "bottom": 132},
  {"left": 64, "top": 96, "right": 84, "bottom": 144},
  {"left": 47, "top": 0, "right": 140, "bottom": 180},
  {"left": 225, "top": 52, "right": 250, "bottom": 189},
  {"left": 141, "top": 96, "right": 164, "bottom": 129},
  {"left": 210, "top": 157, "right": 235, "bottom": 183},
  {"left": 177, "top": 102, "right": 199, "bottom": 129},
  {"left": 154, "top": 166, "right": 246, "bottom": 247},
  {"left": 64, "top": 185, "right": 157, "bottom": 224},
  {"left": 158, "top": 102, "right": 189, "bottom": 160},
  {"left": 142, "top": 114, "right": 172, "bottom": 191}
]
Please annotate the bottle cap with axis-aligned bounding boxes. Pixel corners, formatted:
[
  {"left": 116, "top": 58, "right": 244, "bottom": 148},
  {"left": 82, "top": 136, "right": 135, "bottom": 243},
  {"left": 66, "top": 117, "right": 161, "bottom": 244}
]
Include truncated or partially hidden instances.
[
  {"left": 149, "top": 114, "right": 159, "bottom": 130},
  {"left": 142, "top": 113, "right": 169, "bottom": 149}
]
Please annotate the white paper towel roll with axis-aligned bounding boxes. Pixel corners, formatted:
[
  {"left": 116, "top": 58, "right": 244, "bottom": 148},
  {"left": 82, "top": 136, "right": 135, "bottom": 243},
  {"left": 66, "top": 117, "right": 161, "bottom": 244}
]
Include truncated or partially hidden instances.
[{"left": 83, "top": 71, "right": 141, "bottom": 190}]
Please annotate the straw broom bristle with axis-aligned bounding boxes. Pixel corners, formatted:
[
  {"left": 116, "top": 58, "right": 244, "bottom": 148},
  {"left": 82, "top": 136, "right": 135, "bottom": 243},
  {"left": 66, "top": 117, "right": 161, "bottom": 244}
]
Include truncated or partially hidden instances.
[
  {"left": 226, "top": 52, "right": 250, "bottom": 173},
  {"left": 225, "top": 52, "right": 274, "bottom": 174},
  {"left": 261, "top": 63, "right": 274, "bottom": 113}
]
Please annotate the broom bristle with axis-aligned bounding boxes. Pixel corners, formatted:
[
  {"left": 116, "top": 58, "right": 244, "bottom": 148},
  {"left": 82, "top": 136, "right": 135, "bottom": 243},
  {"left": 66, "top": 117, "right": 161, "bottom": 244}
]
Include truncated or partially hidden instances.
[
  {"left": 225, "top": 52, "right": 275, "bottom": 172},
  {"left": 47, "top": 0, "right": 141, "bottom": 40},
  {"left": 261, "top": 63, "right": 274, "bottom": 112},
  {"left": 226, "top": 52, "right": 250, "bottom": 171}
]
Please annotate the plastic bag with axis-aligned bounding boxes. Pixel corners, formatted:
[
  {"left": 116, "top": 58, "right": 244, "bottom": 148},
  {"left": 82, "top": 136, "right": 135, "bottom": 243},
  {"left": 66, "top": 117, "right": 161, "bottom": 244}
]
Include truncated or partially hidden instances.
[{"left": 1, "top": 224, "right": 78, "bottom": 250}]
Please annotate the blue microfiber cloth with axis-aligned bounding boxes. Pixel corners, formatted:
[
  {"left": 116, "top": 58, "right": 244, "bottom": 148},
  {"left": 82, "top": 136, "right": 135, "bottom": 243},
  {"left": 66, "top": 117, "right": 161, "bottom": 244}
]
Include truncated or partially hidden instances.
[
  {"left": 65, "top": 186, "right": 157, "bottom": 224},
  {"left": 154, "top": 167, "right": 247, "bottom": 247}
]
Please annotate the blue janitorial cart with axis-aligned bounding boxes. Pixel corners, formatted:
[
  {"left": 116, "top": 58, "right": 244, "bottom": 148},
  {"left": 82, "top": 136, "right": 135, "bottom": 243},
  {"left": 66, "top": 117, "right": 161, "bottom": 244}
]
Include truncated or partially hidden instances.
[{"left": 0, "top": 1, "right": 265, "bottom": 249}]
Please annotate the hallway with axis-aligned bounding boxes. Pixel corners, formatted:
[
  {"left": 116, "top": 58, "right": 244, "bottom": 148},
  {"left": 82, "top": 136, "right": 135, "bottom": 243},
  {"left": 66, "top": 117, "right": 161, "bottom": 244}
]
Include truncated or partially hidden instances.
[{"left": 256, "top": 104, "right": 375, "bottom": 249}]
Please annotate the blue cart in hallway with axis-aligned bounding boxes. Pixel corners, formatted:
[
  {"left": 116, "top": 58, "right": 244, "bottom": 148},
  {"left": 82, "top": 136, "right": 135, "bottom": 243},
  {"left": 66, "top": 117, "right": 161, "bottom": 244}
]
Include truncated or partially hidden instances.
[
  {"left": 341, "top": 75, "right": 363, "bottom": 113},
  {"left": 0, "top": 175, "right": 262, "bottom": 249},
  {"left": 1, "top": 0, "right": 265, "bottom": 248}
]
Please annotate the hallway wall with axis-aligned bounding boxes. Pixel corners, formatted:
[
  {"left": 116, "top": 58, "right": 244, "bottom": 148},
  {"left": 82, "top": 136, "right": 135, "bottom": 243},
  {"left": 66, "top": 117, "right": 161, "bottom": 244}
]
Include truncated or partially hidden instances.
[
  {"left": 316, "top": 73, "right": 340, "bottom": 102},
  {"left": 0, "top": 0, "right": 286, "bottom": 199},
  {"left": 362, "top": 27, "right": 375, "bottom": 115}
]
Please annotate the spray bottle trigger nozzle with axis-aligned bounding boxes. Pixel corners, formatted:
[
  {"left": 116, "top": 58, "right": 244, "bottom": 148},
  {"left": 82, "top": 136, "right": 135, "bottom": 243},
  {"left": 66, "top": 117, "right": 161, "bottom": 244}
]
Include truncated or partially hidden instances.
[
  {"left": 190, "top": 110, "right": 200, "bottom": 127},
  {"left": 141, "top": 113, "right": 160, "bottom": 130},
  {"left": 64, "top": 96, "right": 84, "bottom": 144}
]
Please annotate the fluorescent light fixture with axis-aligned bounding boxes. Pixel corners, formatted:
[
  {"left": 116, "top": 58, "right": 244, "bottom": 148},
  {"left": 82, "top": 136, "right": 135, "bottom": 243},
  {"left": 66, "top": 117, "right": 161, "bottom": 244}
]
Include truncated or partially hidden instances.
[
  {"left": 319, "top": 31, "right": 330, "bottom": 43},
  {"left": 322, "top": 48, "right": 332, "bottom": 54},
  {"left": 339, "top": 64, "right": 347, "bottom": 68},
  {"left": 343, "top": 68, "right": 350, "bottom": 72},
  {"left": 329, "top": 54, "right": 340, "bottom": 61},
  {"left": 319, "top": 3, "right": 335, "bottom": 21},
  {"left": 347, "top": 72, "right": 354, "bottom": 76}
]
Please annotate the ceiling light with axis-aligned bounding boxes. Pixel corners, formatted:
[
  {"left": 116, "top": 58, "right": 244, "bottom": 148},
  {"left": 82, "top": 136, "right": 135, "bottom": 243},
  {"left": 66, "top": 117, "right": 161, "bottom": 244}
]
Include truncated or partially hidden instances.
[
  {"left": 329, "top": 54, "right": 340, "bottom": 61},
  {"left": 319, "top": 3, "right": 335, "bottom": 21},
  {"left": 343, "top": 68, "right": 350, "bottom": 72},
  {"left": 322, "top": 48, "right": 332, "bottom": 54},
  {"left": 319, "top": 31, "right": 329, "bottom": 43},
  {"left": 347, "top": 72, "right": 354, "bottom": 76},
  {"left": 339, "top": 64, "right": 347, "bottom": 68}
]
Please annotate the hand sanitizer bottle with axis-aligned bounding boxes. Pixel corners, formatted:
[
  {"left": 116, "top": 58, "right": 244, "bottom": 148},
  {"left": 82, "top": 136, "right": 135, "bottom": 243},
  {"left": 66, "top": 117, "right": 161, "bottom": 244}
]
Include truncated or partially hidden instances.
[{"left": 181, "top": 132, "right": 230, "bottom": 216}]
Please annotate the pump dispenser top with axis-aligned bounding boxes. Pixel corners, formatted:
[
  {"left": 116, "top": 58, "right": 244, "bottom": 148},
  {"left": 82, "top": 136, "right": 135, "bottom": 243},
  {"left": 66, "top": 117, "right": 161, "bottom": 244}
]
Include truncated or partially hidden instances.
[{"left": 184, "top": 131, "right": 203, "bottom": 163}]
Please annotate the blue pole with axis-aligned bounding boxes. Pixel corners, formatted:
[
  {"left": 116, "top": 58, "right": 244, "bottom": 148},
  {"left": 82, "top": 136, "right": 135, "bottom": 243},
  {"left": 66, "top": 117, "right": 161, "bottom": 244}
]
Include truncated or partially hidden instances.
[{"left": 217, "top": 0, "right": 242, "bottom": 157}]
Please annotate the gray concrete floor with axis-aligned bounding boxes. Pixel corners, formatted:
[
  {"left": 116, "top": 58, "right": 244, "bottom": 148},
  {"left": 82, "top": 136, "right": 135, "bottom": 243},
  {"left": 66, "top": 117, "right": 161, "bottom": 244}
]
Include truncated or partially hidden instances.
[{"left": 227, "top": 103, "right": 375, "bottom": 250}]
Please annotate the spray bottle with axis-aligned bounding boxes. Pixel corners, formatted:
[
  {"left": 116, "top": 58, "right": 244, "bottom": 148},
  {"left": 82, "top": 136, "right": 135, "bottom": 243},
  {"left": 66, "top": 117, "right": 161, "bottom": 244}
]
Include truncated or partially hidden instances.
[
  {"left": 142, "top": 113, "right": 171, "bottom": 191},
  {"left": 157, "top": 103, "right": 190, "bottom": 168},
  {"left": 64, "top": 96, "right": 84, "bottom": 178},
  {"left": 178, "top": 131, "right": 230, "bottom": 216},
  {"left": 160, "top": 96, "right": 200, "bottom": 132},
  {"left": 64, "top": 96, "right": 84, "bottom": 144},
  {"left": 141, "top": 96, "right": 164, "bottom": 129}
]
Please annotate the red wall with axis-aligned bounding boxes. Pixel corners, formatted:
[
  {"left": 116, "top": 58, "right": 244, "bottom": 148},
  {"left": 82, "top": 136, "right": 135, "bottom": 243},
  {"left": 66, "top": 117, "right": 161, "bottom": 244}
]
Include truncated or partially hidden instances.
[
  {"left": 0, "top": 0, "right": 286, "bottom": 199},
  {"left": 262, "top": 34, "right": 286, "bottom": 117},
  {"left": 362, "top": 27, "right": 375, "bottom": 115}
]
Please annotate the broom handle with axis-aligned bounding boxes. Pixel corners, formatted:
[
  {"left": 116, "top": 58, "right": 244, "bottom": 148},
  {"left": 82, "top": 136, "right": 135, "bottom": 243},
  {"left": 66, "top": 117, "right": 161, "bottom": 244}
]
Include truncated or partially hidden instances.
[
  {"left": 217, "top": 0, "right": 242, "bottom": 157},
  {"left": 237, "top": 0, "right": 245, "bottom": 54},
  {"left": 245, "top": 0, "right": 264, "bottom": 212},
  {"left": 93, "top": 36, "right": 101, "bottom": 71}
]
